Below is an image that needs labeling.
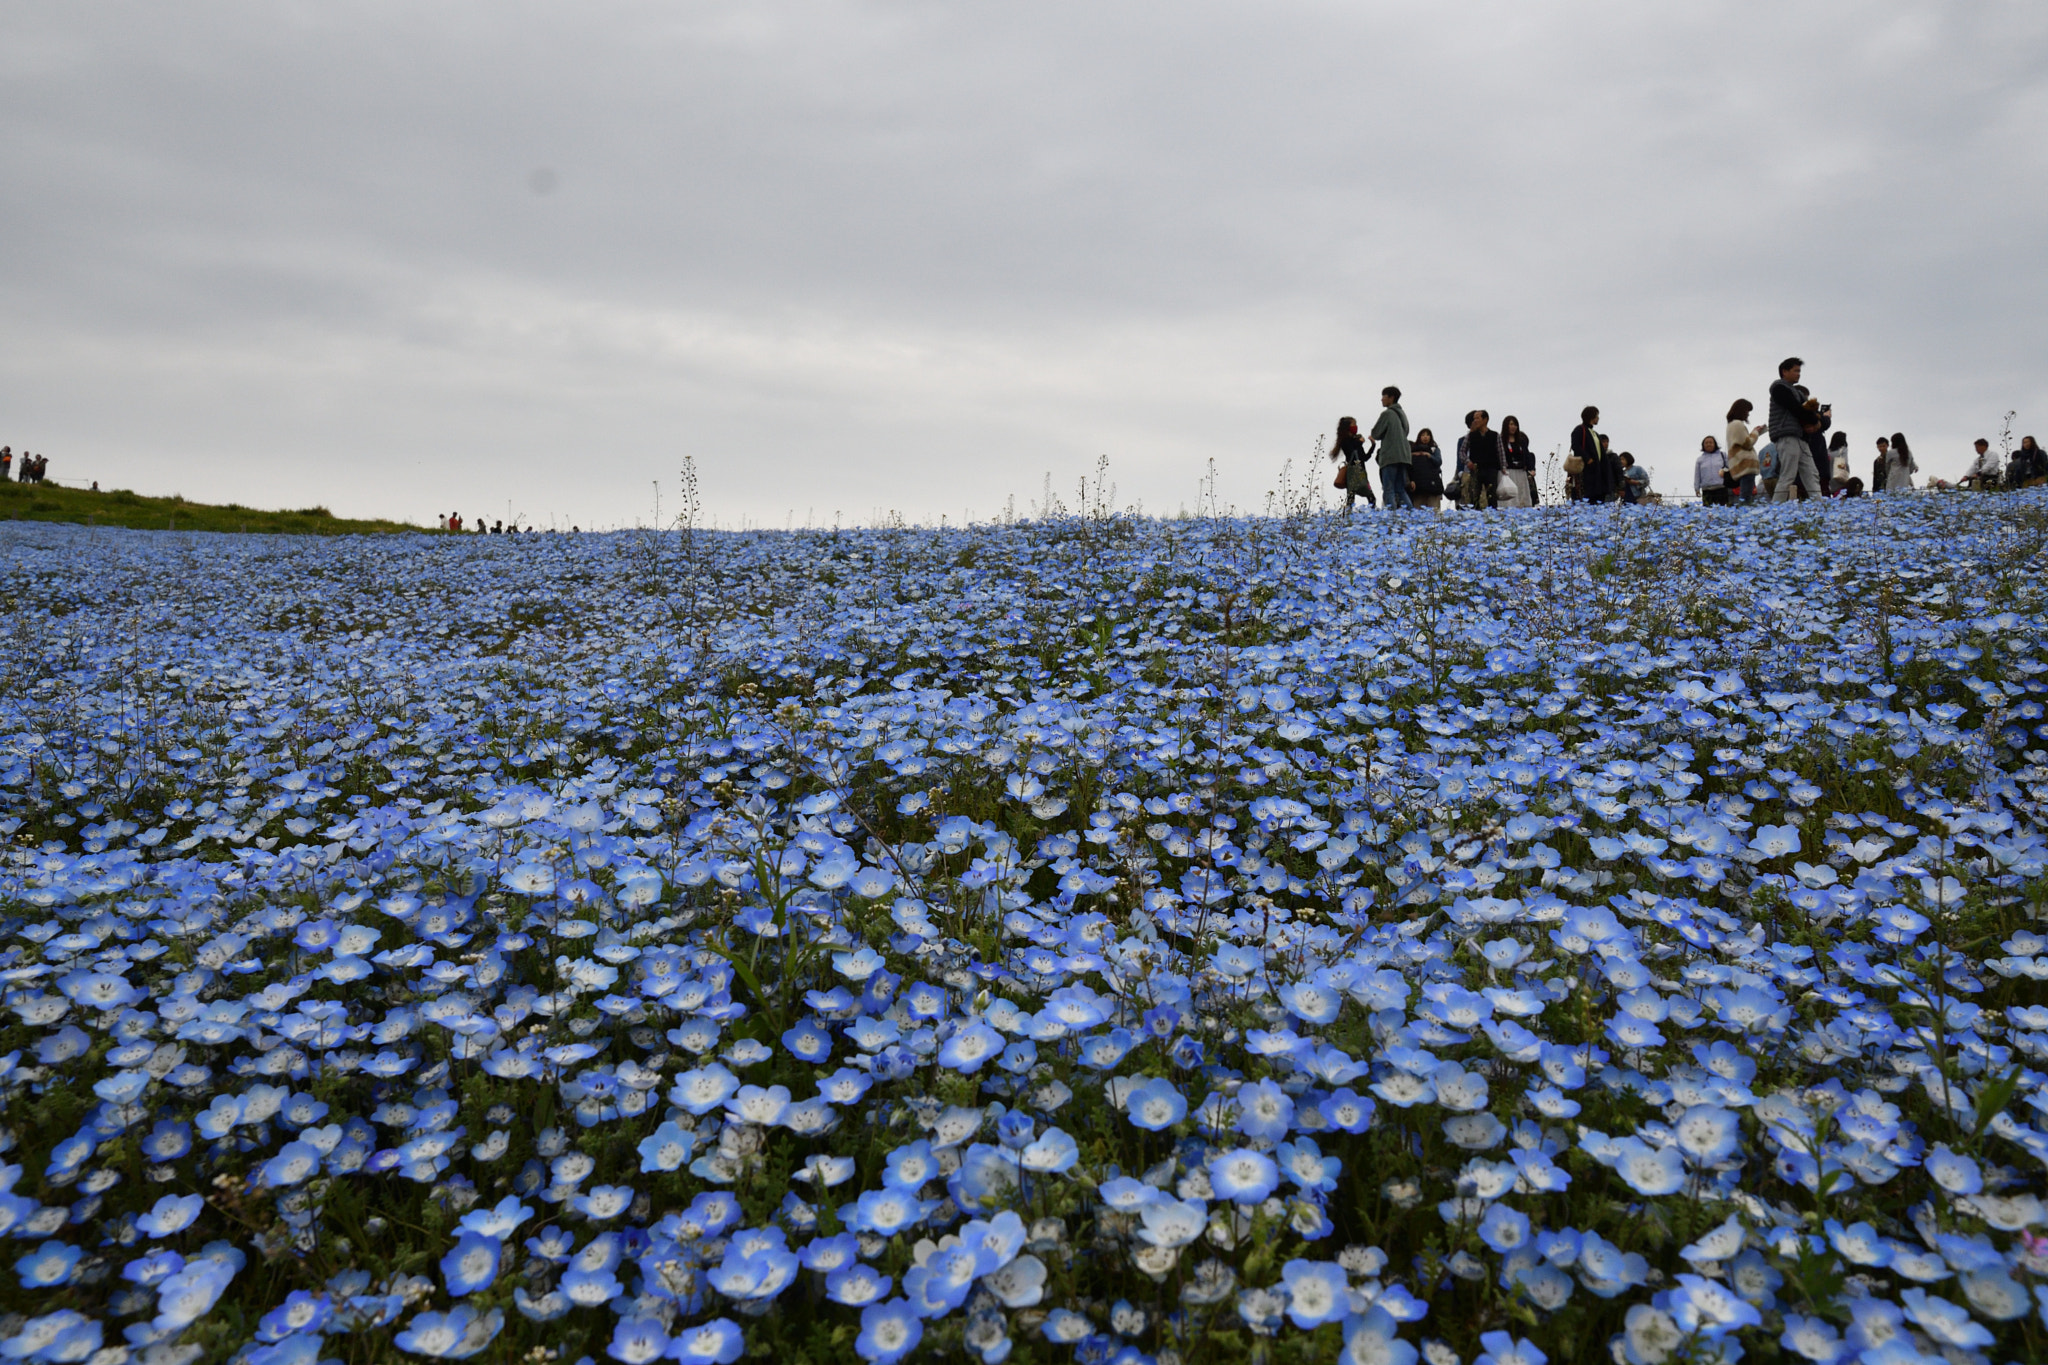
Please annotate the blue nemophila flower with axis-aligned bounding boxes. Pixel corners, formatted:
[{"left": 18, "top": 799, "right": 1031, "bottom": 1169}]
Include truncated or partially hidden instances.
[
  {"left": 883, "top": 1140, "right": 940, "bottom": 1190},
  {"left": 847, "top": 1188, "right": 934, "bottom": 1236},
  {"left": 607, "top": 1317, "right": 671, "bottom": 1365},
  {"left": 1018, "top": 1128, "right": 1078, "bottom": 1174},
  {"left": 670, "top": 1063, "right": 741, "bottom": 1114},
  {"left": 255, "top": 1289, "right": 332, "bottom": 1342},
  {"left": 1279, "top": 1259, "right": 1348, "bottom": 1328},
  {"left": 258, "top": 1140, "right": 324, "bottom": 1188},
  {"left": 781, "top": 1018, "right": 833, "bottom": 1063},
  {"left": 826, "top": 1262, "right": 892, "bottom": 1307},
  {"left": 936, "top": 1021, "right": 1003, "bottom": 1072},
  {"left": 855, "top": 1299, "right": 924, "bottom": 1364},
  {"left": 1924, "top": 1143, "right": 1983, "bottom": 1195},
  {"left": 1208, "top": 1148, "right": 1280, "bottom": 1204},
  {"left": 441, "top": 1231, "right": 501, "bottom": 1296},
  {"left": 1474, "top": 1329, "right": 1546, "bottom": 1365},
  {"left": 994, "top": 1109, "right": 1034, "bottom": 1149},
  {"left": 15, "top": 1241, "right": 82, "bottom": 1288},
  {"left": 135, "top": 1193, "right": 203, "bottom": 1238},
  {"left": 638, "top": 1121, "right": 697, "bottom": 1174},
  {"left": 1275, "top": 1137, "right": 1340, "bottom": 1193},
  {"left": 667, "top": 1318, "right": 745, "bottom": 1365},
  {"left": 153, "top": 1251, "right": 240, "bottom": 1332},
  {"left": 1478, "top": 1203, "right": 1532, "bottom": 1253},
  {"left": 393, "top": 1305, "right": 504, "bottom": 1359},
  {"left": 1342, "top": 1308, "right": 1417, "bottom": 1365},
  {"left": 903, "top": 1244, "right": 980, "bottom": 1318},
  {"left": 1124, "top": 1077, "right": 1187, "bottom": 1131},
  {"left": 1135, "top": 1197, "right": 1207, "bottom": 1249},
  {"left": 1236, "top": 1078, "right": 1294, "bottom": 1140},
  {"left": 575, "top": 1184, "right": 635, "bottom": 1220}
]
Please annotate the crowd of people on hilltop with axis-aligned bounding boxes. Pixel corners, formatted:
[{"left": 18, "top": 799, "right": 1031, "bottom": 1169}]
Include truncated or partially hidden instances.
[
  {"left": 436, "top": 513, "right": 581, "bottom": 534},
  {"left": 1332, "top": 358, "right": 2040, "bottom": 515},
  {"left": 1691, "top": 357, "right": 2044, "bottom": 505},
  {"left": 1, "top": 447, "right": 50, "bottom": 484},
  {"left": 1331, "top": 390, "right": 1680, "bottom": 515}
]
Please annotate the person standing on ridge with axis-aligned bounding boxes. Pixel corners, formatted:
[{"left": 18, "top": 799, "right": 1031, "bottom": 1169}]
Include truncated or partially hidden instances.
[
  {"left": 1408, "top": 428, "right": 1445, "bottom": 512},
  {"left": 1370, "top": 386, "right": 1413, "bottom": 511},
  {"left": 1570, "top": 407, "right": 1614, "bottom": 502},
  {"left": 1465, "top": 410, "right": 1502, "bottom": 510},
  {"left": 1725, "top": 400, "right": 1762, "bottom": 503},
  {"left": 1885, "top": 432, "right": 1918, "bottom": 491},
  {"left": 1330, "top": 416, "right": 1377, "bottom": 515},
  {"left": 1769, "top": 357, "right": 1822, "bottom": 502},
  {"left": 1501, "top": 416, "right": 1535, "bottom": 506}
]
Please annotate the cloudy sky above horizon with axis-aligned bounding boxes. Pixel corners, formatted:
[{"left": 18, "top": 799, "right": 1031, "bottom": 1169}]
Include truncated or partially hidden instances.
[{"left": 4, "top": 2, "right": 2046, "bottom": 528}]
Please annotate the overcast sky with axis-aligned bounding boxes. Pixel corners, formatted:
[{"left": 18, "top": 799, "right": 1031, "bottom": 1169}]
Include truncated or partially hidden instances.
[{"left": 4, "top": 2, "right": 2045, "bottom": 527}]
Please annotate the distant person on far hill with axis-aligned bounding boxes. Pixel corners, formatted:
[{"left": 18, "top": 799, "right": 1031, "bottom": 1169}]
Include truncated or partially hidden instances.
[
  {"left": 1959, "top": 438, "right": 2002, "bottom": 490},
  {"left": 0, "top": 448, "right": 10, "bottom": 482},
  {"left": 1370, "top": 386, "right": 1413, "bottom": 511},
  {"left": 1872, "top": 437, "right": 1889, "bottom": 497},
  {"left": 1768, "top": 357, "right": 1822, "bottom": 502},
  {"left": 450, "top": 512, "right": 463, "bottom": 532}
]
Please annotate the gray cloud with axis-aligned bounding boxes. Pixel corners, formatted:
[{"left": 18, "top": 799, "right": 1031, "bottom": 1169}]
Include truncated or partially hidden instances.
[{"left": 2, "top": 1, "right": 2044, "bottom": 525}]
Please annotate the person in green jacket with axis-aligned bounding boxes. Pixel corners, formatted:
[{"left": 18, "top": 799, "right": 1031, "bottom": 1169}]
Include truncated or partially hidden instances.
[{"left": 1370, "top": 386, "right": 1413, "bottom": 511}]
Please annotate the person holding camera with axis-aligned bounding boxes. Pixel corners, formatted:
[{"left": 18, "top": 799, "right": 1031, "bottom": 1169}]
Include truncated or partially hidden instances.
[{"left": 1769, "top": 357, "right": 1823, "bottom": 502}]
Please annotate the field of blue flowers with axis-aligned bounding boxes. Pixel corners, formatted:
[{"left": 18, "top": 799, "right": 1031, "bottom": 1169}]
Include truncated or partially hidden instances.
[{"left": 3, "top": 489, "right": 2048, "bottom": 1365}]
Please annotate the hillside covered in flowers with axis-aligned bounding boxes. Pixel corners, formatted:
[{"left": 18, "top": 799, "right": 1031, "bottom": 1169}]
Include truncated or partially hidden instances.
[{"left": 3, "top": 492, "right": 2048, "bottom": 1365}]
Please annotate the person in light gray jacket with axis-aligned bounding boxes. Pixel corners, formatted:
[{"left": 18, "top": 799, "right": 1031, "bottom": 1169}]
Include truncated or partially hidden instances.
[{"left": 1369, "top": 387, "right": 1413, "bottom": 511}]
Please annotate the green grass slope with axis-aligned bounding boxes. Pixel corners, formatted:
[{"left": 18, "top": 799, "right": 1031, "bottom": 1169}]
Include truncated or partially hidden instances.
[{"left": 0, "top": 480, "right": 427, "bottom": 535}]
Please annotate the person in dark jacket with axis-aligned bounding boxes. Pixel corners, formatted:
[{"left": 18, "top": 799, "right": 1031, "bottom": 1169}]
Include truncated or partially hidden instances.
[
  {"left": 1872, "top": 437, "right": 1889, "bottom": 499},
  {"left": 1571, "top": 406, "right": 1613, "bottom": 502},
  {"left": 2016, "top": 435, "right": 2045, "bottom": 485},
  {"left": 1330, "top": 416, "right": 1377, "bottom": 515},
  {"left": 1769, "top": 358, "right": 1822, "bottom": 501},
  {"left": 1409, "top": 428, "right": 1445, "bottom": 512},
  {"left": 1501, "top": 415, "right": 1536, "bottom": 506},
  {"left": 1465, "top": 410, "right": 1502, "bottom": 510}
]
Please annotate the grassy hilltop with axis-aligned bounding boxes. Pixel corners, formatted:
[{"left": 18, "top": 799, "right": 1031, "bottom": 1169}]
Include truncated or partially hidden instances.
[{"left": 0, "top": 479, "right": 426, "bottom": 535}]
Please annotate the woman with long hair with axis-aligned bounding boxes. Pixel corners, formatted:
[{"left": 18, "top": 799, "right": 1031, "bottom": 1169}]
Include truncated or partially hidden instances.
[
  {"left": 1725, "top": 400, "right": 1762, "bottom": 503},
  {"left": 1330, "top": 416, "right": 1377, "bottom": 515},
  {"left": 1828, "top": 431, "right": 1851, "bottom": 489},
  {"left": 1500, "top": 415, "right": 1535, "bottom": 506},
  {"left": 2017, "top": 434, "right": 2045, "bottom": 485},
  {"left": 1885, "top": 432, "right": 1918, "bottom": 491},
  {"left": 1409, "top": 428, "right": 1445, "bottom": 512}
]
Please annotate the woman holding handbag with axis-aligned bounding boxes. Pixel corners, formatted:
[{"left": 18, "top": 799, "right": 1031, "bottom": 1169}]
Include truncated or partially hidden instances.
[
  {"left": 1500, "top": 416, "right": 1536, "bottom": 506},
  {"left": 1725, "top": 399, "right": 1763, "bottom": 503},
  {"left": 1330, "top": 416, "right": 1378, "bottom": 515}
]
